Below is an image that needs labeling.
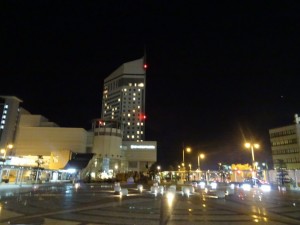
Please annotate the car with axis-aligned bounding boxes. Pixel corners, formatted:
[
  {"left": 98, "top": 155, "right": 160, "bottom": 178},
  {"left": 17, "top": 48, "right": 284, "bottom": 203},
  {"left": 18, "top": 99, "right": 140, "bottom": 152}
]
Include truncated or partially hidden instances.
[{"left": 243, "top": 178, "right": 263, "bottom": 187}]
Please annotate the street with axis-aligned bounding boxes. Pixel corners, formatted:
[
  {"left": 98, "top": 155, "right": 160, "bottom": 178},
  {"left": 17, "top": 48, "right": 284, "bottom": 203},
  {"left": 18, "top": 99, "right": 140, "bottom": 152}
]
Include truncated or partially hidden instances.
[{"left": 0, "top": 182, "right": 300, "bottom": 225}]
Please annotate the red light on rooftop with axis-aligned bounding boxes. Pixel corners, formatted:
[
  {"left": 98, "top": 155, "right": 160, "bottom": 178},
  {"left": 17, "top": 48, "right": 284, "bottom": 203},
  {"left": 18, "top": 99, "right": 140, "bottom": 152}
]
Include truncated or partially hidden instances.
[{"left": 139, "top": 114, "right": 146, "bottom": 120}]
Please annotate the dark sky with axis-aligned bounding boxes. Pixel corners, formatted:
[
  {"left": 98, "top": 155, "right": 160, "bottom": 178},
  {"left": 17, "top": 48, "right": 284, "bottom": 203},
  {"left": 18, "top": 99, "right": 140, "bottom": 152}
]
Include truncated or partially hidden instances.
[{"left": 2, "top": 1, "right": 300, "bottom": 170}]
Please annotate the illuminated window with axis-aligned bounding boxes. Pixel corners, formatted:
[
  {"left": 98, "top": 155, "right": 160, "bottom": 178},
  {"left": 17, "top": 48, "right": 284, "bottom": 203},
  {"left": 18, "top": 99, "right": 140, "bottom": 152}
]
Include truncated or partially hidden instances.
[{"left": 4, "top": 105, "right": 8, "bottom": 109}]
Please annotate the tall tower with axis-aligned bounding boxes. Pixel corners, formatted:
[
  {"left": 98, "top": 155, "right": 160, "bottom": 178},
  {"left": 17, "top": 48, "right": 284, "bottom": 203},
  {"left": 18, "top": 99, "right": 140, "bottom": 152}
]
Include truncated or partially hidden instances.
[
  {"left": 0, "top": 96, "right": 22, "bottom": 156},
  {"left": 101, "top": 57, "right": 147, "bottom": 142}
]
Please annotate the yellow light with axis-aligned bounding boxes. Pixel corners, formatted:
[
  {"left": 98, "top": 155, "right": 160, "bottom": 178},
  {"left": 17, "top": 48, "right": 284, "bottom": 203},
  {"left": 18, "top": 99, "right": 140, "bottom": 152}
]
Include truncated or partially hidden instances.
[{"left": 245, "top": 143, "right": 250, "bottom": 148}]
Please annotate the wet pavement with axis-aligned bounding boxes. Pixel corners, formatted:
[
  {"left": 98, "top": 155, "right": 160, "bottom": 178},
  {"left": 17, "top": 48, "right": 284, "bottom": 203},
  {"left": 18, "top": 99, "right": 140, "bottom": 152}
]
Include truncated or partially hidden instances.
[{"left": 0, "top": 182, "right": 300, "bottom": 225}]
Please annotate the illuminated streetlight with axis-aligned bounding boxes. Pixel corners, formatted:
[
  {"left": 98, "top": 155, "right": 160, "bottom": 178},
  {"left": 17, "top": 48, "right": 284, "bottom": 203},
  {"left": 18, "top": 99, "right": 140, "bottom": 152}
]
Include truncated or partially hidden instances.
[
  {"left": 7, "top": 144, "right": 13, "bottom": 151},
  {"left": 198, "top": 153, "right": 205, "bottom": 170},
  {"left": 0, "top": 149, "right": 6, "bottom": 158},
  {"left": 244, "top": 143, "right": 259, "bottom": 168},
  {"left": 1, "top": 144, "right": 13, "bottom": 159},
  {"left": 157, "top": 165, "right": 161, "bottom": 172},
  {"left": 182, "top": 146, "right": 191, "bottom": 166},
  {"left": 114, "top": 164, "right": 119, "bottom": 178}
]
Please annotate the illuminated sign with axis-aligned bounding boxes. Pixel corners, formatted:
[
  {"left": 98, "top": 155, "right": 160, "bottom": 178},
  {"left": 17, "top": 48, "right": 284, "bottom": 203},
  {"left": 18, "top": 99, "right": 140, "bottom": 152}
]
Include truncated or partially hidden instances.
[{"left": 130, "top": 145, "right": 155, "bottom": 150}]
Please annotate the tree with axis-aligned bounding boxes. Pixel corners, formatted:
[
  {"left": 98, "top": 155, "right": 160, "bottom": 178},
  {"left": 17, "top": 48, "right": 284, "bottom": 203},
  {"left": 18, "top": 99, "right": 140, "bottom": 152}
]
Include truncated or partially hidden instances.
[{"left": 148, "top": 162, "right": 159, "bottom": 180}]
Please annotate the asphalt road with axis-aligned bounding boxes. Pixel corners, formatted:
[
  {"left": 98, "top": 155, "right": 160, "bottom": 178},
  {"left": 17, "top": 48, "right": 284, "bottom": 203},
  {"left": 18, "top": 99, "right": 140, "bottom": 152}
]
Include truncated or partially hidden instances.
[{"left": 0, "top": 182, "right": 300, "bottom": 225}]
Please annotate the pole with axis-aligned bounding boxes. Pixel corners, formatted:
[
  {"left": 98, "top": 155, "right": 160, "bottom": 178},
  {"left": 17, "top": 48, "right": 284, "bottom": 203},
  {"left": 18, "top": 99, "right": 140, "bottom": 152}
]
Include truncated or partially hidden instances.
[
  {"left": 251, "top": 145, "right": 257, "bottom": 182},
  {"left": 197, "top": 155, "right": 200, "bottom": 170},
  {"left": 251, "top": 145, "right": 255, "bottom": 165}
]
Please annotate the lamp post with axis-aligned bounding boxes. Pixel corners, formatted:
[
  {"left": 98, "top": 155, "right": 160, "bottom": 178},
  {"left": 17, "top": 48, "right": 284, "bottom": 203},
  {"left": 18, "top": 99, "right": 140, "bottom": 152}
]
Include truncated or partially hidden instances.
[
  {"left": 245, "top": 142, "right": 259, "bottom": 179},
  {"left": 1, "top": 144, "right": 13, "bottom": 163},
  {"left": 114, "top": 164, "right": 119, "bottom": 178},
  {"left": 197, "top": 153, "right": 205, "bottom": 170},
  {"left": 244, "top": 143, "right": 259, "bottom": 168},
  {"left": 182, "top": 147, "right": 191, "bottom": 167},
  {"left": 0, "top": 149, "right": 6, "bottom": 159},
  {"left": 181, "top": 145, "right": 191, "bottom": 182}
]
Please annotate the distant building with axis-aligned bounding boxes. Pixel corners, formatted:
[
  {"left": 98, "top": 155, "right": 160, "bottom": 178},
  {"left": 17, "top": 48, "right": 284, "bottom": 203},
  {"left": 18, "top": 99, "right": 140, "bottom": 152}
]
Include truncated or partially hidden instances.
[
  {"left": 102, "top": 57, "right": 147, "bottom": 142},
  {"left": 15, "top": 109, "right": 88, "bottom": 170},
  {"left": 86, "top": 57, "right": 156, "bottom": 177},
  {"left": 0, "top": 96, "right": 22, "bottom": 156},
  {"left": 269, "top": 114, "right": 300, "bottom": 169}
]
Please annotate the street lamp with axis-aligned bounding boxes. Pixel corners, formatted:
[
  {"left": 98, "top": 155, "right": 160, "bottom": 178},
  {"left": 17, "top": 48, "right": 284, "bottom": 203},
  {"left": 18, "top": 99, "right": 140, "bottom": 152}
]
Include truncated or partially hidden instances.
[
  {"left": 0, "top": 149, "right": 6, "bottom": 159},
  {"left": 114, "top": 164, "right": 119, "bottom": 176},
  {"left": 244, "top": 142, "right": 259, "bottom": 169},
  {"left": 198, "top": 153, "right": 205, "bottom": 170},
  {"left": 182, "top": 147, "right": 191, "bottom": 167},
  {"left": 1, "top": 144, "right": 13, "bottom": 160}
]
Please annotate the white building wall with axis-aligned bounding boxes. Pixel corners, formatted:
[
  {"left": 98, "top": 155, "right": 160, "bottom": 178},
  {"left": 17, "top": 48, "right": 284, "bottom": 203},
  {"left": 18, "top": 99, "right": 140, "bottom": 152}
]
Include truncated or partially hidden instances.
[
  {"left": 123, "top": 141, "right": 157, "bottom": 172},
  {"left": 91, "top": 127, "right": 123, "bottom": 159},
  {"left": 269, "top": 122, "right": 300, "bottom": 169},
  {"left": 15, "top": 127, "right": 88, "bottom": 156}
]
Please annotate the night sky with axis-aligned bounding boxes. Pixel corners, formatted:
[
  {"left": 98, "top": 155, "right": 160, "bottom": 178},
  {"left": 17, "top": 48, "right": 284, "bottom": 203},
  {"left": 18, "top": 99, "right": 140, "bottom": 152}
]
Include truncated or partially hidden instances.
[{"left": 2, "top": 1, "right": 300, "bottom": 170}]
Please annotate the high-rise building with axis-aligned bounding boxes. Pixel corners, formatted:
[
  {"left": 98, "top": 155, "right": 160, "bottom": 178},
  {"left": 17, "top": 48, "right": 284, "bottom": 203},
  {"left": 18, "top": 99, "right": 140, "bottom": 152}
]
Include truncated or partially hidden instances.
[
  {"left": 101, "top": 57, "right": 147, "bottom": 142},
  {"left": 0, "top": 96, "right": 22, "bottom": 156}
]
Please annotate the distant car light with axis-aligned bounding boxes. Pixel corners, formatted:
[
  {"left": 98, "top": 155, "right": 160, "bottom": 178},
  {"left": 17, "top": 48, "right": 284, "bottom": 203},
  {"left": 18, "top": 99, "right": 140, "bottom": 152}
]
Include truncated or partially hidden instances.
[
  {"left": 199, "top": 181, "right": 206, "bottom": 189},
  {"left": 241, "top": 183, "right": 251, "bottom": 191},
  {"left": 260, "top": 184, "right": 271, "bottom": 192},
  {"left": 211, "top": 182, "right": 217, "bottom": 189}
]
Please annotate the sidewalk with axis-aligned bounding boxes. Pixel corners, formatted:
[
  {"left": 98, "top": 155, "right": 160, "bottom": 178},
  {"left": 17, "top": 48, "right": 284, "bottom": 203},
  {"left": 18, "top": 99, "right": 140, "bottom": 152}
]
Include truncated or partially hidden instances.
[
  {"left": 0, "top": 180, "right": 69, "bottom": 192},
  {"left": 0, "top": 182, "right": 33, "bottom": 191}
]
